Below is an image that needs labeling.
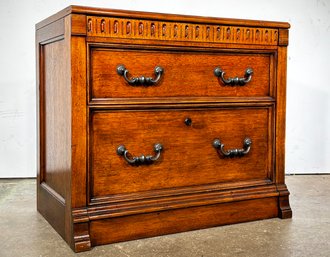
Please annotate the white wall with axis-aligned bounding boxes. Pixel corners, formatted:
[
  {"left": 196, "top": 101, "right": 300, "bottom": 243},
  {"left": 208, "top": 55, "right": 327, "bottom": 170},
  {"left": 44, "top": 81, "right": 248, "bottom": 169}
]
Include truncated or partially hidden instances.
[{"left": 0, "top": 0, "right": 329, "bottom": 177}]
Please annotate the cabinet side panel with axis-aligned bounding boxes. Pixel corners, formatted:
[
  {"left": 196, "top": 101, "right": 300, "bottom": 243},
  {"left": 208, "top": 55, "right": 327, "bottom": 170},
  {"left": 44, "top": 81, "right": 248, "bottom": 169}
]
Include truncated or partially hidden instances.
[
  {"left": 37, "top": 16, "right": 72, "bottom": 243},
  {"left": 42, "top": 39, "right": 71, "bottom": 199}
]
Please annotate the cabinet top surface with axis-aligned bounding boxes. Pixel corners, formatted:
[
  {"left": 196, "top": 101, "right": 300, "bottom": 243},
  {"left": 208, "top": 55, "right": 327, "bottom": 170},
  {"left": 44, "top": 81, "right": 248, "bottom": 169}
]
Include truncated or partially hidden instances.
[{"left": 36, "top": 5, "right": 290, "bottom": 30}]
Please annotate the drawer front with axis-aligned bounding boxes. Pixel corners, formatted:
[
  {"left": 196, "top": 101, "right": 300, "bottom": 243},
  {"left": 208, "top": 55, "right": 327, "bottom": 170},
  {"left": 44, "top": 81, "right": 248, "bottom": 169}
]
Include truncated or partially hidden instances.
[
  {"left": 90, "top": 107, "right": 273, "bottom": 197},
  {"left": 90, "top": 48, "right": 272, "bottom": 100}
]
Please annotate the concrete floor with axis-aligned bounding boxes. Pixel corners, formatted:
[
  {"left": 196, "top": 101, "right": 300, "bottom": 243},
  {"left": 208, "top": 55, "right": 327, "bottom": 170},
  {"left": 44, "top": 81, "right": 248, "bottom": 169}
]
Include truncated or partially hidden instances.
[{"left": 0, "top": 176, "right": 329, "bottom": 257}]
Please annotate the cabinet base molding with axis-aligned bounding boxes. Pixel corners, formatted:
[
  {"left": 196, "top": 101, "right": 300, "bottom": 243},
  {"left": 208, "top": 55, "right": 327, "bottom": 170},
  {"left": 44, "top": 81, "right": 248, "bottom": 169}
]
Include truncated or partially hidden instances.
[{"left": 79, "top": 197, "right": 279, "bottom": 248}]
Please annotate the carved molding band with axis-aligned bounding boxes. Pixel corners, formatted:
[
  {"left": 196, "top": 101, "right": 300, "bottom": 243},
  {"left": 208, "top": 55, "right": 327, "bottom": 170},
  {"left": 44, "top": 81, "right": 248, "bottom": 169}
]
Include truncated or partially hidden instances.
[{"left": 87, "top": 16, "right": 278, "bottom": 45}]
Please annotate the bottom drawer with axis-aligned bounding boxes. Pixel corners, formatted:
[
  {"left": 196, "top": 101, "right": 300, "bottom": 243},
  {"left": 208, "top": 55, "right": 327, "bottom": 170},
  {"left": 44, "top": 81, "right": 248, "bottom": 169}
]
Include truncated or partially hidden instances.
[{"left": 90, "top": 107, "right": 273, "bottom": 198}]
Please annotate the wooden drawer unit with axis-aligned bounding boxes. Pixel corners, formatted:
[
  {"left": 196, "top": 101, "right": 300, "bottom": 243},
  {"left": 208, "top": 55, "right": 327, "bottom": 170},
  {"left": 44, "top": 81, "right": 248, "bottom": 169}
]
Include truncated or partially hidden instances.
[
  {"left": 90, "top": 47, "right": 272, "bottom": 99},
  {"left": 90, "top": 107, "right": 272, "bottom": 197},
  {"left": 36, "top": 6, "right": 292, "bottom": 252}
]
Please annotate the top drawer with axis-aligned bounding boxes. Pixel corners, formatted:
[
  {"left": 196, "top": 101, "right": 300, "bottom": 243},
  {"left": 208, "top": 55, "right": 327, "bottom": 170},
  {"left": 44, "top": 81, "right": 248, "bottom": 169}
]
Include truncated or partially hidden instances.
[{"left": 89, "top": 47, "right": 273, "bottom": 100}]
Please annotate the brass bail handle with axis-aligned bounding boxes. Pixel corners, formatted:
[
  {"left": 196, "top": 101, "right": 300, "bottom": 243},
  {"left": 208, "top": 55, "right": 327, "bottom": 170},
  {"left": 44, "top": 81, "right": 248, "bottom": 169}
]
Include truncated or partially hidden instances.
[
  {"left": 214, "top": 67, "right": 253, "bottom": 86},
  {"left": 117, "top": 65, "right": 164, "bottom": 86},
  {"left": 117, "top": 143, "right": 163, "bottom": 165}
]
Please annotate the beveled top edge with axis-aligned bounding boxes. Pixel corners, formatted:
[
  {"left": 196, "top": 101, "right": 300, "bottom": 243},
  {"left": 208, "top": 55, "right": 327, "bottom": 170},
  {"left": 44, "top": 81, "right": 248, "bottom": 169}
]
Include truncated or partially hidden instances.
[
  {"left": 36, "top": 5, "right": 290, "bottom": 30},
  {"left": 36, "top": 5, "right": 72, "bottom": 30}
]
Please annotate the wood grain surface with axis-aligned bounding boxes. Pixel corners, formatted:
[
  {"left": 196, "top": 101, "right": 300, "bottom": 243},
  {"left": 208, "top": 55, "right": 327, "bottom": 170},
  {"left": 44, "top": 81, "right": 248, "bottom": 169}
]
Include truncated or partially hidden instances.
[
  {"left": 90, "top": 47, "right": 272, "bottom": 99},
  {"left": 90, "top": 107, "right": 272, "bottom": 197}
]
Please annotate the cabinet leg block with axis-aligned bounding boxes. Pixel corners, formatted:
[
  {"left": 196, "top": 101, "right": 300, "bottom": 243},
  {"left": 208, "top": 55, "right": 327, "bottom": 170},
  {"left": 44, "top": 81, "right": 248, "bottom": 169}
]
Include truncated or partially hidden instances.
[
  {"left": 277, "top": 184, "right": 292, "bottom": 219},
  {"left": 278, "top": 195, "right": 292, "bottom": 219},
  {"left": 73, "top": 222, "right": 91, "bottom": 252}
]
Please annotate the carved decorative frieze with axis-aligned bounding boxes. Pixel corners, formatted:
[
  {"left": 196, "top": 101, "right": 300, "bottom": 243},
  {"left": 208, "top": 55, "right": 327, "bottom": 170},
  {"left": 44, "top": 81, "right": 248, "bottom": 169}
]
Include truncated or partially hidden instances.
[{"left": 87, "top": 16, "right": 278, "bottom": 45}]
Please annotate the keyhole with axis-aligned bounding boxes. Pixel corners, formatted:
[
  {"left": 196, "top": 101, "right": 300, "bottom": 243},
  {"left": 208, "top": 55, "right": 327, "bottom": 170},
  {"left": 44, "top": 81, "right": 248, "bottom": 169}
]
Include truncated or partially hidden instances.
[{"left": 184, "top": 117, "right": 192, "bottom": 126}]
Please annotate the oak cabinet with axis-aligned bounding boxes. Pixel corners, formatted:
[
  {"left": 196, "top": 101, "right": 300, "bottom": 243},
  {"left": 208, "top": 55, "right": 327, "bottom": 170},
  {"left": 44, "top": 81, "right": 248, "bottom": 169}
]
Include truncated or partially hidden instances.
[{"left": 36, "top": 6, "right": 292, "bottom": 252}]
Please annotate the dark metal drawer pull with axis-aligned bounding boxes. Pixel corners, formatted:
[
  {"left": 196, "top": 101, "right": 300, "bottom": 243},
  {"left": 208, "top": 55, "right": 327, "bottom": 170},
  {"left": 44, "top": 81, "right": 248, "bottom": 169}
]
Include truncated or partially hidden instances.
[
  {"left": 117, "top": 143, "right": 163, "bottom": 165},
  {"left": 212, "top": 138, "right": 252, "bottom": 157},
  {"left": 214, "top": 67, "right": 253, "bottom": 86},
  {"left": 117, "top": 65, "right": 164, "bottom": 86}
]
